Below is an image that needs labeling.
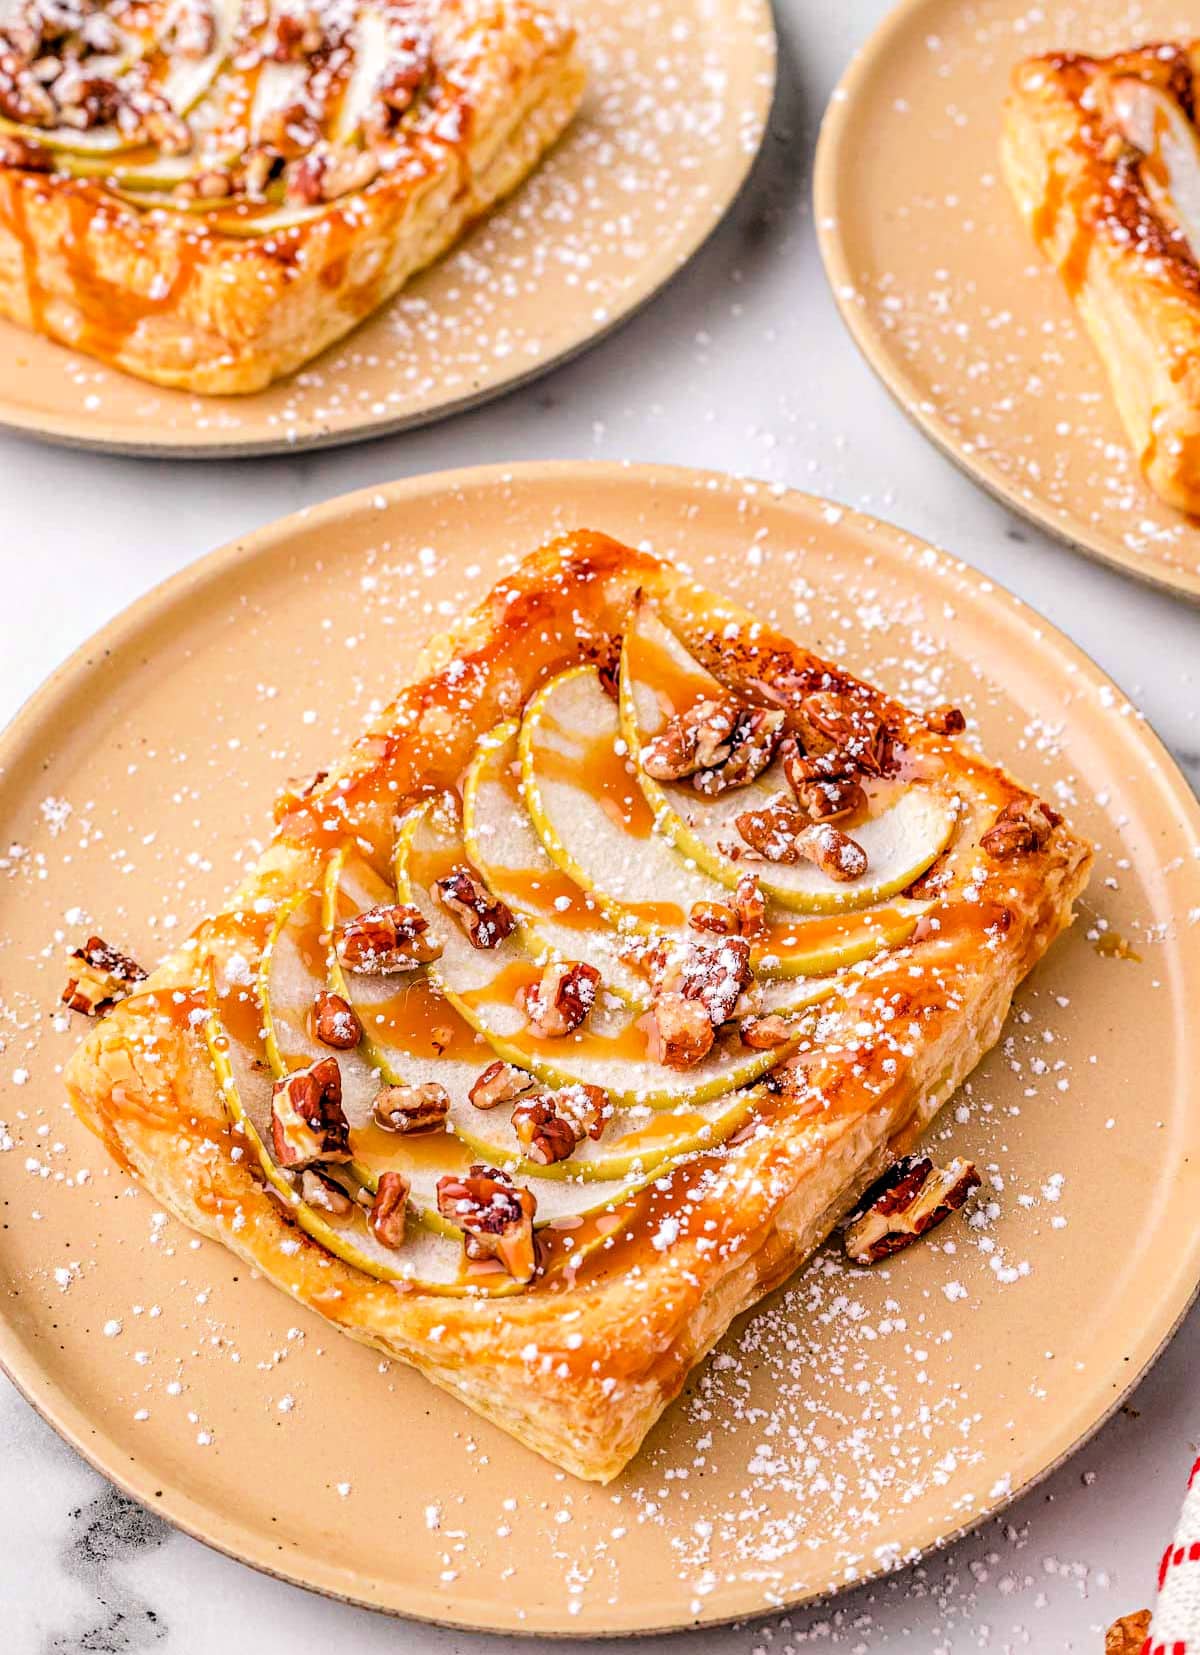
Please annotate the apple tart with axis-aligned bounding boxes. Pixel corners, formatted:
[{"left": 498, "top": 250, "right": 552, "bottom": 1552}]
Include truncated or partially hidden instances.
[
  {"left": 1002, "top": 40, "right": 1200, "bottom": 513},
  {"left": 0, "top": 0, "right": 584, "bottom": 392},
  {"left": 64, "top": 532, "right": 1092, "bottom": 1483}
]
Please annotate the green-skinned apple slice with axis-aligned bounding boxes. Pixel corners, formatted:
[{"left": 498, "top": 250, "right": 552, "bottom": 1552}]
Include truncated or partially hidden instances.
[
  {"left": 619, "top": 600, "right": 956, "bottom": 913},
  {"left": 202, "top": 960, "right": 529, "bottom": 1290},
  {"left": 519, "top": 665, "right": 927, "bottom": 971},
  {"left": 461, "top": 722, "right": 650, "bottom": 1005},
  {"left": 395, "top": 798, "right": 832, "bottom": 1108},
  {"left": 271, "top": 862, "right": 692, "bottom": 1210}
]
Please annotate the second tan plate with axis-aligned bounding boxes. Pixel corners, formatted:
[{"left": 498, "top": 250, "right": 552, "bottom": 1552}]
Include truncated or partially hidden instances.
[
  {"left": 1, "top": 461, "right": 1198, "bottom": 1633},
  {"left": 815, "top": 0, "right": 1200, "bottom": 603},
  {"left": 0, "top": 0, "right": 774, "bottom": 457}
]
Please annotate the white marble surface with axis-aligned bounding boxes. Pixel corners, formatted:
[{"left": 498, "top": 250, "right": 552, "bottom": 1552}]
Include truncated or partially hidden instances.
[{"left": 2, "top": 1, "right": 1198, "bottom": 1649}]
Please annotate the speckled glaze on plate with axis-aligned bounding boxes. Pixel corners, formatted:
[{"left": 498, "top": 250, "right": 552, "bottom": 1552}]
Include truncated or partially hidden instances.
[
  {"left": 0, "top": 461, "right": 1197, "bottom": 1635},
  {"left": 0, "top": 0, "right": 774, "bottom": 458},
  {"left": 815, "top": 0, "right": 1200, "bottom": 603}
]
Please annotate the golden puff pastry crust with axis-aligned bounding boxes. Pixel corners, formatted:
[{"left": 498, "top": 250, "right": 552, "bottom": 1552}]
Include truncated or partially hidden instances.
[
  {"left": 64, "top": 531, "right": 1093, "bottom": 1483},
  {"left": 0, "top": 0, "right": 584, "bottom": 393},
  {"left": 1002, "top": 41, "right": 1200, "bottom": 513}
]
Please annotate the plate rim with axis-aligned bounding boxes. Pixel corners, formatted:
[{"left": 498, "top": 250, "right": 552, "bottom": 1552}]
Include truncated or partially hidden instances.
[
  {"left": 0, "top": 0, "right": 776, "bottom": 460},
  {"left": 811, "top": 0, "right": 1200, "bottom": 607},
  {"left": 2, "top": 457, "right": 1199, "bottom": 1635}
]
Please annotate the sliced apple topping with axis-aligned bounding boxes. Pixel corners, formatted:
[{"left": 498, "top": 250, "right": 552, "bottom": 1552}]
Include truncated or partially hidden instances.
[
  {"left": 462, "top": 722, "right": 650, "bottom": 1004},
  {"left": 1108, "top": 75, "right": 1200, "bottom": 260},
  {"left": 619, "top": 601, "right": 956, "bottom": 914},
  {"left": 396, "top": 798, "right": 823, "bottom": 1108}
]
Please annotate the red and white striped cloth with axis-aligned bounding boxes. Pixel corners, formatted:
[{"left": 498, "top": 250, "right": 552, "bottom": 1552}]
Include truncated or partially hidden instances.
[{"left": 1142, "top": 1457, "right": 1200, "bottom": 1653}]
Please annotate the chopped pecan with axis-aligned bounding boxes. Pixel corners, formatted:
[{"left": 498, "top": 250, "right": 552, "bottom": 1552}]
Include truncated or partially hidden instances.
[
  {"left": 368, "top": 1170, "right": 411, "bottom": 1249},
  {"left": 435, "top": 867, "right": 515, "bottom": 949},
  {"left": 733, "top": 871, "right": 766, "bottom": 938},
  {"left": 798, "top": 690, "right": 898, "bottom": 777},
  {"left": 688, "top": 900, "right": 737, "bottom": 936},
  {"left": 436, "top": 1164, "right": 538, "bottom": 1283},
  {"left": 641, "top": 697, "right": 784, "bottom": 795},
  {"left": 673, "top": 935, "right": 752, "bottom": 1025},
  {"left": 641, "top": 697, "right": 737, "bottom": 782},
  {"left": 270, "top": 3, "right": 325, "bottom": 59},
  {"left": 311, "top": 989, "right": 362, "bottom": 1050},
  {"left": 521, "top": 959, "right": 600, "bottom": 1038},
  {"left": 695, "top": 705, "right": 785, "bottom": 795},
  {"left": 468, "top": 1059, "right": 535, "bottom": 1111},
  {"left": 733, "top": 792, "right": 808, "bottom": 861},
  {"left": 781, "top": 738, "right": 866, "bottom": 821},
  {"left": 735, "top": 797, "right": 868, "bottom": 880},
  {"left": 980, "top": 797, "right": 1062, "bottom": 860},
  {"left": 511, "top": 1083, "right": 610, "bottom": 1166},
  {"left": 270, "top": 1057, "right": 350, "bottom": 1170},
  {"left": 639, "top": 990, "right": 714, "bottom": 1070},
  {"left": 53, "top": 68, "right": 120, "bottom": 129},
  {"left": 285, "top": 143, "right": 379, "bottom": 205},
  {"left": 300, "top": 1167, "right": 354, "bottom": 1218},
  {"left": 334, "top": 901, "right": 440, "bottom": 974},
  {"left": 61, "top": 936, "right": 147, "bottom": 1015},
  {"left": 257, "top": 99, "right": 319, "bottom": 158},
  {"left": 926, "top": 704, "right": 966, "bottom": 736},
  {"left": 373, "top": 1082, "right": 450, "bottom": 1134},
  {"left": 739, "top": 1013, "right": 793, "bottom": 1049},
  {"left": 0, "top": 131, "right": 51, "bottom": 170},
  {"left": 1105, "top": 1611, "right": 1151, "bottom": 1655},
  {"left": 843, "top": 1155, "right": 981, "bottom": 1265}
]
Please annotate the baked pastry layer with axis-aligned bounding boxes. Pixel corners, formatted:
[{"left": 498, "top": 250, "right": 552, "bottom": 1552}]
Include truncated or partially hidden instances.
[
  {"left": 0, "top": 0, "right": 584, "bottom": 392},
  {"left": 1002, "top": 41, "right": 1200, "bottom": 513},
  {"left": 64, "top": 531, "right": 1092, "bottom": 1482}
]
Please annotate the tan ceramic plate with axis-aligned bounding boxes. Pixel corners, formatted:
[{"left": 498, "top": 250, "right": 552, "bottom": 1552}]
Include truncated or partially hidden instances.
[
  {"left": 0, "top": 0, "right": 773, "bottom": 458},
  {"left": 1, "top": 461, "right": 1198, "bottom": 1635},
  {"left": 815, "top": 0, "right": 1200, "bottom": 603}
]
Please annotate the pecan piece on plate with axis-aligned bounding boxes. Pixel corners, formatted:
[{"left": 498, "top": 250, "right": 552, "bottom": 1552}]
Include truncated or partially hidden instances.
[
  {"left": 521, "top": 960, "right": 600, "bottom": 1038},
  {"left": 368, "top": 1170, "right": 411, "bottom": 1249},
  {"left": 434, "top": 866, "right": 516, "bottom": 949},
  {"left": 271, "top": 1057, "right": 351, "bottom": 1170},
  {"left": 373, "top": 1081, "right": 450, "bottom": 1134},
  {"left": 334, "top": 901, "right": 441, "bottom": 974},
  {"left": 926, "top": 703, "right": 966, "bottom": 736},
  {"left": 468, "top": 1059, "right": 535, "bottom": 1111},
  {"left": 640, "top": 990, "right": 715, "bottom": 1070},
  {"left": 843, "top": 1155, "right": 981, "bottom": 1266},
  {"left": 1105, "top": 1611, "right": 1151, "bottom": 1655},
  {"left": 980, "top": 797, "right": 1062, "bottom": 860},
  {"left": 300, "top": 1167, "right": 354, "bottom": 1219},
  {"left": 436, "top": 1164, "right": 538, "bottom": 1283},
  {"left": 511, "top": 1083, "right": 610, "bottom": 1166},
  {"left": 311, "top": 989, "right": 362, "bottom": 1050},
  {"left": 61, "top": 936, "right": 147, "bottom": 1015}
]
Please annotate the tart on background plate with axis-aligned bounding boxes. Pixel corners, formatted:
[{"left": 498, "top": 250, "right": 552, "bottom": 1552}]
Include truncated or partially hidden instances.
[
  {"left": 1003, "top": 39, "right": 1200, "bottom": 514},
  {"left": 64, "top": 527, "right": 1092, "bottom": 1484},
  {"left": 0, "top": 0, "right": 584, "bottom": 392}
]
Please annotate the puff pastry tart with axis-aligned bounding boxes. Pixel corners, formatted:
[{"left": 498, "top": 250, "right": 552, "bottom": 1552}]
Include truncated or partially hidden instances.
[
  {"left": 64, "top": 532, "right": 1093, "bottom": 1483},
  {"left": 0, "top": 0, "right": 583, "bottom": 391},
  {"left": 1002, "top": 41, "right": 1200, "bottom": 513}
]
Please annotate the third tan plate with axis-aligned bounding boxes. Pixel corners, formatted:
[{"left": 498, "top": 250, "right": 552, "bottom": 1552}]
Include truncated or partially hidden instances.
[
  {"left": 815, "top": 0, "right": 1200, "bottom": 603},
  {"left": 1, "top": 461, "right": 1198, "bottom": 1633},
  {"left": 0, "top": 0, "right": 773, "bottom": 458}
]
